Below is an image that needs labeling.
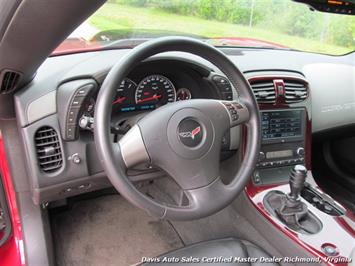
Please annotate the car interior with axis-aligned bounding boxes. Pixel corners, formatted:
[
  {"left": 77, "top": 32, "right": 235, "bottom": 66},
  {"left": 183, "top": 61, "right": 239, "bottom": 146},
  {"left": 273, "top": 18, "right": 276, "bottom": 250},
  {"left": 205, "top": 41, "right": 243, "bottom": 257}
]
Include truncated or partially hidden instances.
[{"left": 0, "top": 0, "right": 354, "bottom": 265}]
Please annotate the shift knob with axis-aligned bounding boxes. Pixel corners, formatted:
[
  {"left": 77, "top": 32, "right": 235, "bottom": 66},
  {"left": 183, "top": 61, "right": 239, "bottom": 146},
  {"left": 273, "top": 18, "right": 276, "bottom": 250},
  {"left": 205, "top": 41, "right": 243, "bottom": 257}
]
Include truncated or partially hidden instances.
[{"left": 288, "top": 165, "right": 307, "bottom": 201}]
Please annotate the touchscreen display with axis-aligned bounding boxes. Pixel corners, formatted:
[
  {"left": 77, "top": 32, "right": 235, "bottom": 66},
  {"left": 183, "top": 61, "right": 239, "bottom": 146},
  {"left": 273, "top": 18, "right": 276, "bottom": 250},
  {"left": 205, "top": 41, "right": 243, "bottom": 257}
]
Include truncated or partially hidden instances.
[{"left": 261, "top": 110, "right": 303, "bottom": 140}]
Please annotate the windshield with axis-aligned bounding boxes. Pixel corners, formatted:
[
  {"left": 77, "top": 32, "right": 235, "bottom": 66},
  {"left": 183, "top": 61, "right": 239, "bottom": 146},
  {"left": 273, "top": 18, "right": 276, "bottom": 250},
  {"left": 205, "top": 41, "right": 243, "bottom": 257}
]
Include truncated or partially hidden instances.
[{"left": 54, "top": 0, "right": 355, "bottom": 56}]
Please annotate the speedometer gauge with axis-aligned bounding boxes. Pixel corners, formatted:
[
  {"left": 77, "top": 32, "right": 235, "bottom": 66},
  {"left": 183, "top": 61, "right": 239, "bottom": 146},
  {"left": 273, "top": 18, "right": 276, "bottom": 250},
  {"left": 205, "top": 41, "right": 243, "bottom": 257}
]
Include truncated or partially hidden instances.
[{"left": 135, "top": 75, "right": 176, "bottom": 106}]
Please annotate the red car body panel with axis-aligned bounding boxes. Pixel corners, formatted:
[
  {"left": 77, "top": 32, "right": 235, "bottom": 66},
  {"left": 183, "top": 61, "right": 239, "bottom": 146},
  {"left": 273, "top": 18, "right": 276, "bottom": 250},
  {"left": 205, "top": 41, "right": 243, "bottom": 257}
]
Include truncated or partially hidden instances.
[
  {"left": 0, "top": 131, "right": 25, "bottom": 266},
  {"left": 52, "top": 36, "right": 288, "bottom": 56},
  {"left": 210, "top": 37, "right": 289, "bottom": 49},
  {"left": 52, "top": 37, "right": 102, "bottom": 56}
]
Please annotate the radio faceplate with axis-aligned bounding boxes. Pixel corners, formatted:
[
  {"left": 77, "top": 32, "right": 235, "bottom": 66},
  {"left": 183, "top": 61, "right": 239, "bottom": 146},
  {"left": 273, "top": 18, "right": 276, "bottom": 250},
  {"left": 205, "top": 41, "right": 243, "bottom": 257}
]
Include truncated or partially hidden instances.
[
  {"left": 261, "top": 109, "right": 305, "bottom": 144},
  {"left": 253, "top": 108, "right": 307, "bottom": 185}
]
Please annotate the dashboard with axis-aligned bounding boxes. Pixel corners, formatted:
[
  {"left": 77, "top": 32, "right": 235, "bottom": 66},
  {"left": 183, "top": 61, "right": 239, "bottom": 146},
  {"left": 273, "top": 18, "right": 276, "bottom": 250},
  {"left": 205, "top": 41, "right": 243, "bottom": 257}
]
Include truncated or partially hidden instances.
[
  {"left": 84, "top": 71, "right": 210, "bottom": 116},
  {"left": 13, "top": 47, "right": 354, "bottom": 204},
  {"left": 64, "top": 60, "right": 234, "bottom": 141}
]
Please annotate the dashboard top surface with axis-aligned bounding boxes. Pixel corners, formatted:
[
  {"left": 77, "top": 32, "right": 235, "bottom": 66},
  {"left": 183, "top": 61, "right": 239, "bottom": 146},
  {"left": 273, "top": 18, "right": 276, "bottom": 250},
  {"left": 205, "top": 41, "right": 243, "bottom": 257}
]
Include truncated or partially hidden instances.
[{"left": 15, "top": 47, "right": 355, "bottom": 133}]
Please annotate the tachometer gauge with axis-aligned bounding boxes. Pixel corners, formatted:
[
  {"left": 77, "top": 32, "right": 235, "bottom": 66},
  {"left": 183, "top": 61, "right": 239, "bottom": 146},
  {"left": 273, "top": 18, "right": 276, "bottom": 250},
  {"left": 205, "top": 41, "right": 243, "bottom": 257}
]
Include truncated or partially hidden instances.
[
  {"left": 176, "top": 88, "right": 192, "bottom": 101},
  {"left": 112, "top": 78, "right": 136, "bottom": 105},
  {"left": 135, "top": 75, "right": 176, "bottom": 106}
]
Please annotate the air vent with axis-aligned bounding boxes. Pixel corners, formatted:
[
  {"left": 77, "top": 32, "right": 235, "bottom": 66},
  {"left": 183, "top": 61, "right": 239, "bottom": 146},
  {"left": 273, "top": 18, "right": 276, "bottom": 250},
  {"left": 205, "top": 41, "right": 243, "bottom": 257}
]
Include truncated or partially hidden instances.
[
  {"left": 249, "top": 80, "right": 276, "bottom": 104},
  {"left": 35, "top": 126, "right": 63, "bottom": 173},
  {"left": 0, "top": 70, "right": 21, "bottom": 94},
  {"left": 284, "top": 80, "right": 308, "bottom": 103}
]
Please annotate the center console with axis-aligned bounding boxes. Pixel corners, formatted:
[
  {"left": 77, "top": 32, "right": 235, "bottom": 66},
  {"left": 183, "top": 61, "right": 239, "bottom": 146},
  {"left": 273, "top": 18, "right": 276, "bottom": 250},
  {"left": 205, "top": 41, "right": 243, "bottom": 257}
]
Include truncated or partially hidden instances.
[
  {"left": 245, "top": 73, "right": 354, "bottom": 265},
  {"left": 253, "top": 108, "right": 307, "bottom": 185}
]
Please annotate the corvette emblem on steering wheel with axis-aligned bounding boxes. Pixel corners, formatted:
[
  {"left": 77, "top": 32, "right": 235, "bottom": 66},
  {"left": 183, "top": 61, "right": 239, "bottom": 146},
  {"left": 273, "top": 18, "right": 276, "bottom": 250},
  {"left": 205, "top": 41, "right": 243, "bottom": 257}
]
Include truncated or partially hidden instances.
[
  {"left": 179, "top": 126, "right": 201, "bottom": 139},
  {"left": 178, "top": 119, "right": 203, "bottom": 147}
]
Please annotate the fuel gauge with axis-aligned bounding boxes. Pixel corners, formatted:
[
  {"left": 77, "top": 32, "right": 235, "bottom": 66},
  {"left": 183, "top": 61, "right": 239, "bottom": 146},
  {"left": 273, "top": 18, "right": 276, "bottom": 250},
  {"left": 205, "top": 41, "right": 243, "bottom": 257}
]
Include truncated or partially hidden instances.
[{"left": 176, "top": 88, "right": 192, "bottom": 101}]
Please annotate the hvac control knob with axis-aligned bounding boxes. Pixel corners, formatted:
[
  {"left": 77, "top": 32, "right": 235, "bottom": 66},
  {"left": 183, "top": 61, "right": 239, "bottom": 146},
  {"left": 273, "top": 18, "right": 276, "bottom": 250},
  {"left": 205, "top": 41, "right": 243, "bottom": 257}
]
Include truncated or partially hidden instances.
[
  {"left": 258, "top": 152, "right": 266, "bottom": 161},
  {"left": 296, "top": 147, "right": 305, "bottom": 156}
]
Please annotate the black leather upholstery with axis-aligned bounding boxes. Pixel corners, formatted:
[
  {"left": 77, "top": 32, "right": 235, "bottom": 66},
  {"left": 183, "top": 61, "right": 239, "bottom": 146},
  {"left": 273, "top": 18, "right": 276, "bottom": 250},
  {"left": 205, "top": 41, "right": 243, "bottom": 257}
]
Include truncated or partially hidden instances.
[{"left": 143, "top": 238, "right": 279, "bottom": 265}]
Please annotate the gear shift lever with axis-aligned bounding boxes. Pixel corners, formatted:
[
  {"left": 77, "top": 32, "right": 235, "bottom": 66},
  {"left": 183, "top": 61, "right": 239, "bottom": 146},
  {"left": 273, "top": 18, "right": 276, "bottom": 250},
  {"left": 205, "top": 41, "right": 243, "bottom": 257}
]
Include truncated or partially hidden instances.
[
  {"left": 263, "top": 165, "right": 322, "bottom": 234},
  {"left": 288, "top": 165, "right": 307, "bottom": 202}
]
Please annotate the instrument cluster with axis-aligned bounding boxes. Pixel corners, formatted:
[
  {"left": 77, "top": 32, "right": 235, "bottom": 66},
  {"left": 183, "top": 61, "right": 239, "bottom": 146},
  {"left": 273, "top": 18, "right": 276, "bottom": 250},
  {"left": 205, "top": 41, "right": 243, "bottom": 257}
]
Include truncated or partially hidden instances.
[{"left": 111, "top": 75, "right": 192, "bottom": 113}]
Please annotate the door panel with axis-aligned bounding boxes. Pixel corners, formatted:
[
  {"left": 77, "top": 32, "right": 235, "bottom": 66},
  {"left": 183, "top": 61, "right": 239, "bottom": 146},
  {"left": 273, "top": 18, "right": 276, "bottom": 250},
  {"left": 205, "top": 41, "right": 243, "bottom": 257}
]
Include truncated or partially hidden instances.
[
  {"left": 0, "top": 176, "right": 12, "bottom": 246},
  {"left": 0, "top": 133, "right": 24, "bottom": 266},
  {"left": 312, "top": 128, "right": 355, "bottom": 213}
]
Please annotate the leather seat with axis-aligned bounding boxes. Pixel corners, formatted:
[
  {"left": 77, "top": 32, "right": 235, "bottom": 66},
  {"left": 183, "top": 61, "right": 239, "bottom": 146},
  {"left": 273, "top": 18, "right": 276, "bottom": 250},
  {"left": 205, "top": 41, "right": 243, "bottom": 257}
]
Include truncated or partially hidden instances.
[{"left": 143, "top": 238, "right": 279, "bottom": 265}]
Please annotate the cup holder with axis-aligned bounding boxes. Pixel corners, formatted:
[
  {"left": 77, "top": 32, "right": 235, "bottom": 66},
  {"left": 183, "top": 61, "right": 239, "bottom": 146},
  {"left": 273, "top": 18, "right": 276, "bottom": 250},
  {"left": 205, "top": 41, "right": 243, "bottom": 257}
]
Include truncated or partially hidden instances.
[{"left": 301, "top": 183, "right": 345, "bottom": 216}]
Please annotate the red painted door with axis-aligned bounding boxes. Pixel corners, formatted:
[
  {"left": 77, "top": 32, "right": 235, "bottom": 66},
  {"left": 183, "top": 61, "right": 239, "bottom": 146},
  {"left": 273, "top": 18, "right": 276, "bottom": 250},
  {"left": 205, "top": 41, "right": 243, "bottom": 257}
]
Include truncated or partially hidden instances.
[{"left": 0, "top": 131, "right": 25, "bottom": 266}]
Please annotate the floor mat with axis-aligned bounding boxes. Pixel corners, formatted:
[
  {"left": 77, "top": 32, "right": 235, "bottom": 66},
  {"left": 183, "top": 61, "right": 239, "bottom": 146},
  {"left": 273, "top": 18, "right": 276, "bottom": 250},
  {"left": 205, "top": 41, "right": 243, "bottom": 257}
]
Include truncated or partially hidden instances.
[{"left": 51, "top": 195, "right": 183, "bottom": 266}]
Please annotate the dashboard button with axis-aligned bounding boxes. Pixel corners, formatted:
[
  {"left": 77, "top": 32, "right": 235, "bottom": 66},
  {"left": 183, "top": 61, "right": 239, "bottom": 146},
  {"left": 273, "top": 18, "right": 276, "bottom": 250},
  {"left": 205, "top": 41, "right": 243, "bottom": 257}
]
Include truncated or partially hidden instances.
[
  {"left": 67, "top": 110, "right": 78, "bottom": 123},
  {"left": 78, "top": 183, "right": 91, "bottom": 190},
  {"left": 71, "top": 96, "right": 85, "bottom": 107},
  {"left": 297, "top": 147, "right": 305, "bottom": 156},
  {"left": 66, "top": 124, "right": 76, "bottom": 139},
  {"left": 253, "top": 171, "right": 261, "bottom": 184},
  {"left": 63, "top": 187, "right": 74, "bottom": 193},
  {"left": 71, "top": 153, "right": 81, "bottom": 164},
  {"left": 76, "top": 85, "right": 92, "bottom": 96},
  {"left": 68, "top": 117, "right": 75, "bottom": 124}
]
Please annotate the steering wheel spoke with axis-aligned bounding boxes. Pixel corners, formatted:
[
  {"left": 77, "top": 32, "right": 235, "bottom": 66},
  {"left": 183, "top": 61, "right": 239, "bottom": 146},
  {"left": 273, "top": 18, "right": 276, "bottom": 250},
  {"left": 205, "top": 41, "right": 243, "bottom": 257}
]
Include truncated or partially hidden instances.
[
  {"left": 119, "top": 125, "right": 150, "bottom": 168},
  {"left": 164, "top": 178, "right": 231, "bottom": 220}
]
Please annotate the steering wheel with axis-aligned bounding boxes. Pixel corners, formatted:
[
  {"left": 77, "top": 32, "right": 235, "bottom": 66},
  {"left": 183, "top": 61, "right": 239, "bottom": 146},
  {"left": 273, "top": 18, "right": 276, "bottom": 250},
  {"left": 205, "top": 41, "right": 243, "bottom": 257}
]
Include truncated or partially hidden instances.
[{"left": 94, "top": 37, "right": 260, "bottom": 221}]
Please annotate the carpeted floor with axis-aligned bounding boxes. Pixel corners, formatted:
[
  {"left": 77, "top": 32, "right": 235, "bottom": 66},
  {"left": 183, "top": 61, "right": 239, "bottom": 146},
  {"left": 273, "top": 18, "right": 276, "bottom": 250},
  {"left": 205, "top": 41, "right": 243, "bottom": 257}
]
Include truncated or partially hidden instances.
[{"left": 51, "top": 195, "right": 184, "bottom": 266}]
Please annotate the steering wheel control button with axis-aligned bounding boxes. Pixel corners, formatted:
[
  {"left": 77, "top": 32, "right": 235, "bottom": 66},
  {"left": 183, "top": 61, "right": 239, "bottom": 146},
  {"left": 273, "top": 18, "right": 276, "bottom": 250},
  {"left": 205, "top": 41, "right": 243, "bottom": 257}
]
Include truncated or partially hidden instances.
[
  {"left": 178, "top": 119, "right": 203, "bottom": 147},
  {"left": 223, "top": 92, "right": 233, "bottom": 100},
  {"left": 222, "top": 101, "right": 249, "bottom": 126},
  {"left": 223, "top": 102, "right": 239, "bottom": 120},
  {"left": 212, "top": 75, "right": 233, "bottom": 92}
]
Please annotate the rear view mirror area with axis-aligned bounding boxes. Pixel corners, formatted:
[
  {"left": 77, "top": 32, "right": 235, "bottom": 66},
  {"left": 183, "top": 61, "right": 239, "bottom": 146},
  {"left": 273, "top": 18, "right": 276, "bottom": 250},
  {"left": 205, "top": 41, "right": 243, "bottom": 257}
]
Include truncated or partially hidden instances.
[{"left": 294, "top": 0, "right": 354, "bottom": 15}]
